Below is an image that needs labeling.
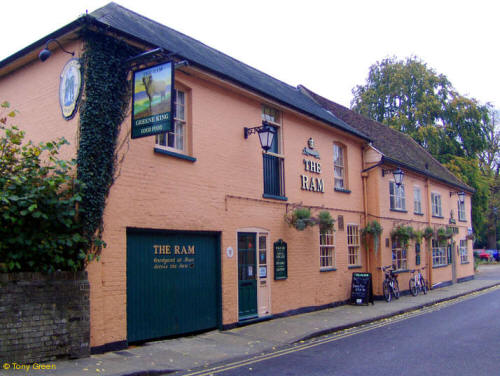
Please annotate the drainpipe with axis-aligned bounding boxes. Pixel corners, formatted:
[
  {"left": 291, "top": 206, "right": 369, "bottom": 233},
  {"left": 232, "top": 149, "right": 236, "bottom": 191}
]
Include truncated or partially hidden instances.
[
  {"left": 425, "top": 177, "right": 433, "bottom": 287},
  {"left": 361, "top": 146, "right": 370, "bottom": 273},
  {"left": 362, "top": 172, "right": 369, "bottom": 273}
]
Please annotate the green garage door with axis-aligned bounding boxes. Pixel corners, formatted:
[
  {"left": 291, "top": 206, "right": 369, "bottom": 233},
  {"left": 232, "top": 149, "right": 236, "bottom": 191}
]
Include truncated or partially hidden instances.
[{"left": 127, "top": 229, "right": 220, "bottom": 343}]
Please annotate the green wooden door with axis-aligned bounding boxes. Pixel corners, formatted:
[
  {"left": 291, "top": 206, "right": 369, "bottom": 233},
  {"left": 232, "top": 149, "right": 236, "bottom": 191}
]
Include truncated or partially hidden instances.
[
  {"left": 238, "top": 233, "right": 258, "bottom": 320},
  {"left": 127, "top": 229, "right": 220, "bottom": 343}
]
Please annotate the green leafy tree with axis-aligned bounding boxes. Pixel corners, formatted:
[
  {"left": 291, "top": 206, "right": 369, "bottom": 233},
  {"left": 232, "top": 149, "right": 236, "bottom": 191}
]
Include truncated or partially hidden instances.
[
  {"left": 351, "top": 56, "right": 493, "bottom": 244},
  {"left": 352, "top": 56, "right": 488, "bottom": 161},
  {"left": 0, "top": 102, "right": 87, "bottom": 272}
]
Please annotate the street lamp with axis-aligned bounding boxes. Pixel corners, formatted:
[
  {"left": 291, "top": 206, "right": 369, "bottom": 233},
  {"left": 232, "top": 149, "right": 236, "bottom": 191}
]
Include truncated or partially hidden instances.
[
  {"left": 382, "top": 166, "right": 404, "bottom": 187},
  {"left": 38, "top": 39, "right": 75, "bottom": 62},
  {"left": 244, "top": 121, "right": 276, "bottom": 152}
]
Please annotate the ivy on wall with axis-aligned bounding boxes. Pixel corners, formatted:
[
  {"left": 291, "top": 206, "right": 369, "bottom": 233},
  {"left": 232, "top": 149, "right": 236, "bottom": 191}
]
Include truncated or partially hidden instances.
[{"left": 78, "top": 29, "right": 138, "bottom": 257}]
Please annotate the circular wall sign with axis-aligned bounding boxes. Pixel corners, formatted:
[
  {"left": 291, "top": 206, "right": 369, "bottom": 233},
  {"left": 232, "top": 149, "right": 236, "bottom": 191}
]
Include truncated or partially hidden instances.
[{"left": 59, "top": 58, "right": 82, "bottom": 120}]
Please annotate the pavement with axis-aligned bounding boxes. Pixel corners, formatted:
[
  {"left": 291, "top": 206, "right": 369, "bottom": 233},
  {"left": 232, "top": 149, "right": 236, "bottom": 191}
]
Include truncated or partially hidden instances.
[{"left": 2, "top": 264, "right": 500, "bottom": 376}]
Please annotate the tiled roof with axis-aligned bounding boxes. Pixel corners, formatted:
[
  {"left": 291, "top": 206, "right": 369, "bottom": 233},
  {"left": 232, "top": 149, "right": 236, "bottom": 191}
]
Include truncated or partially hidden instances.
[
  {"left": 299, "top": 86, "right": 473, "bottom": 192},
  {"left": 88, "top": 2, "right": 370, "bottom": 141}
]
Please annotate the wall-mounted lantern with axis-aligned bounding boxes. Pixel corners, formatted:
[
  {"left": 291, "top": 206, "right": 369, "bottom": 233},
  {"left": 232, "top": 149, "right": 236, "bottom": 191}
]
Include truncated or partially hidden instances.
[
  {"left": 38, "top": 39, "right": 75, "bottom": 62},
  {"left": 244, "top": 121, "right": 276, "bottom": 152},
  {"left": 450, "top": 191, "right": 465, "bottom": 204},
  {"left": 382, "top": 167, "right": 404, "bottom": 187}
]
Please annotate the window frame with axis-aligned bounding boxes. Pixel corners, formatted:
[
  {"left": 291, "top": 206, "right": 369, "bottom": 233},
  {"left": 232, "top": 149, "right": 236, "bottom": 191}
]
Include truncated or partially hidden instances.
[
  {"left": 347, "top": 224, "right": 361, "bottom": 267},
  {"left": 431, "top": 192, "right": 443, "bottom": 217},
  {"left": 389, "top": 181, "right": 406, "bottom": 211},
  {"left": 432, "top": 239, "right": 447, "bottom": 266},
  {"left": 458, "top": 200, "right": 466, "bottom": 222},
  {"left": 413, "top": 186, "right": 423, "bottom": 215},
  {"left": 261, "top": 105, "right": 285, "bottom": 200},
  {"left": 333, "top": 143, "right": 347, "bottom": 191},
  {"left": 392, "top": 238, "right": 408, "bottom": 271},
  {"left": 459, "top": 239, "right": 468, "bottom": 263},
  {"left": 155, "top": 89, "right": 187, "bottom": 153},
  {"left": 319, "top": 229, "right": 335, "bottom": 270}
]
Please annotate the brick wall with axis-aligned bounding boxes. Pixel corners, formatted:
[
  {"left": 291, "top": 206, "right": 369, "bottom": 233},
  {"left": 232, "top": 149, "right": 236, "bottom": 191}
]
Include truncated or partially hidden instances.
[{"left": 0, "top": 272, "right": 90, "bottom": 363}]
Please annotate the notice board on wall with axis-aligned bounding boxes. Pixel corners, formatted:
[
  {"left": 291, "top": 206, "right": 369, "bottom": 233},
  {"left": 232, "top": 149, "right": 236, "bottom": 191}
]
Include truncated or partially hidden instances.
[
  {"left": 274, "top": 239, "right": 287, "bottom": 280},
  {"left": 350, "top": 272, "right": 374, "bottom": 305}
]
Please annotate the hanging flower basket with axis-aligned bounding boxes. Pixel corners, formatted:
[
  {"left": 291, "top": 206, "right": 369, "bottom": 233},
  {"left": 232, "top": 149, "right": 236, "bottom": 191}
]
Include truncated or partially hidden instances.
[
  {"left": 285, "top": 207, "right": 315, "bottom": 231},
  {"left": 437, "top": 227, "right": 453, "bottom": 246},
  {"left": 390, "top": 225, "right": 413, "bottom": 249},
  {"left": 317, "top": 210, "right": 335, "bottom": 232},
  {"left": 412, "top": 229, "right": 424, "bottom": 244},
  {"left": 361, "top": 220, "right": 383, "bottom": 253},
  {"left": 423, "top": 226, "right": 434, "bottom": 240}
]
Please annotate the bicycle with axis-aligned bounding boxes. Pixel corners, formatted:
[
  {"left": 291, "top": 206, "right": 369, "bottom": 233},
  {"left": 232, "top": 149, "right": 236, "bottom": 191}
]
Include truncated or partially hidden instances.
[
  {"left": 381, "top": 265, "right": 400, "bottom": 302},
  {"left": 409, "top": 267, "right": 428, "bottom": 296}
]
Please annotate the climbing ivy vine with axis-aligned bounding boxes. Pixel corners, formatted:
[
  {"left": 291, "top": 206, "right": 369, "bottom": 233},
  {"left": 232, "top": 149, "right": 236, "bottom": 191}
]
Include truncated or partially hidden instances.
[{"left": 78, "top": 30, "right": 138, "bottom": 258}]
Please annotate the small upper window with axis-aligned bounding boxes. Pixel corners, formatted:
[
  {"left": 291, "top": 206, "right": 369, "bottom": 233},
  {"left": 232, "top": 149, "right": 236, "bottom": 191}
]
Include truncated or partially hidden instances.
[
  {"left": 155, "top": 90, "right": 186, "bottom": 152},
  {"left": 431, "top": 193, "right": 442, "bottom": 217},
  {"left": 262, "top": 105, "right": 285, "bottom": 198},
  {"left": 262, "top": 106, "right": 281, "bottom": 125},
  {"left": 333, "top": 143, "right": 346, "bottom": 190},
  {"left": 414, "top": 187, "right": 423, "bottom": 214},
  {"left": 390, "top": 181, "right": 406, "bottom": 211},
  {"left": 458, "top": 200, "right": 466, "bottom": 221}
]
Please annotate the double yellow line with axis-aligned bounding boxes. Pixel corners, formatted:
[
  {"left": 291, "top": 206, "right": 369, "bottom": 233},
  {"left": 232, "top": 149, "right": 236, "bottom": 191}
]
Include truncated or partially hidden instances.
[{"left": 179, "top": 285, "right": 500, "bottom": 376}]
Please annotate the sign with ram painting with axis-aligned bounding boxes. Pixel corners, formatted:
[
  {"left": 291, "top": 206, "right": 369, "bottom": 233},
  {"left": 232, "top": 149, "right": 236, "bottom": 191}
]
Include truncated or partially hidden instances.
[{"left": 132, "top": 62, "right": 174, "bottom": 139}]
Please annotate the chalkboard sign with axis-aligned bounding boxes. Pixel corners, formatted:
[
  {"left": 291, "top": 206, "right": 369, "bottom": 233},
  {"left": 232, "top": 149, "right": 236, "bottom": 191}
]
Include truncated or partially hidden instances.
[
  {"left": 350, "top": 272, "right": 374, "bottom": 305},
  {"left": 274, "top": 239, "right": 287, "bottom": 280}
]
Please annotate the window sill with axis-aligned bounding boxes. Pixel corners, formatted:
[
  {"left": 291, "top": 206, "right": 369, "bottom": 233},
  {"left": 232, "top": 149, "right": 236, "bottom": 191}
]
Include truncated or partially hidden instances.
[
  {"left": 334, "top": 188, "right": 351, "bottom": 194},
  {"left": 414, "top": 212, "right": 424, "bottom": 216},
  {"left": 348, "top": 265, "right": 362, "bottom": 269},
  {"left": 390, "top": 208, "right": 408, "bottom": 213},
  {"left": 460, "top": 261, "right": 470, "bottom": 264},
  {"left": 393, "top": 269, "right": 409, "bottom": 274},
  {"left": 432, "top": 264, "right": 449, "bottom": 269},
  {"left": 262, "top": 194, "right": 288, "bottom": 201},
  {"left": 154, "top": 148, "right": 197, "bottom": 162},
  {"left": 432, "top": 215, "right": 444, "bottom": 219},
  {"left": 320, "top": 267, "right": 337, "bottom": 272},
  {"left": 458, "top": 219, "right": 467, "bottom": 223}
]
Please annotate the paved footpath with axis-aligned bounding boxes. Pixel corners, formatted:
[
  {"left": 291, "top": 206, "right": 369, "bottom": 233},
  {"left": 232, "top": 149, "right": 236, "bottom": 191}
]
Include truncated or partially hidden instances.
[{"left": 2, "top": 264, "right": 500, "bottom": 376}]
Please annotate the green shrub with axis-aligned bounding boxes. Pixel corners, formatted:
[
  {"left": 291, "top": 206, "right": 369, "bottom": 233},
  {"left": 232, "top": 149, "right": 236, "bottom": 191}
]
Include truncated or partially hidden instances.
[{"left": 0, "top": 104, "right": 87, "bottom": 272}]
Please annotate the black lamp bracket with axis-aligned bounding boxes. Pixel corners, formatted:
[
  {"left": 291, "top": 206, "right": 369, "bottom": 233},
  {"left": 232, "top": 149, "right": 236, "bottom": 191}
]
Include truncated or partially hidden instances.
[
  {"left": 45, "top": 39, "right": 75, "bottom": 56},
  {"left": 381, "top": 168, "right": 393, "bottom": 177},
  {"left": 244, "top": 121, "right": 270, "bottom": 139}
]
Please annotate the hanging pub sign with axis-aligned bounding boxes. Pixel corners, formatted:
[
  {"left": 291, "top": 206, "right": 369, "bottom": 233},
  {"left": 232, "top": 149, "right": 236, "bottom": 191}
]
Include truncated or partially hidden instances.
[
  {"left": 59, "top": 58, "right": 83, "bottom": 120},
  {"left": 132, "top": 61, "right": 174, "bottom": 139},
  {"left": 274, "top": 239, "right": 288, "bottom": 280}
]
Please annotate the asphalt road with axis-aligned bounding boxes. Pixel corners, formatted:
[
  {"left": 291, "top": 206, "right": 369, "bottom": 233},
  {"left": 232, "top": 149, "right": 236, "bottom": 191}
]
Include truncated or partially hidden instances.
[{"left": 180, "top": 287, "right": 500, "bottom": 376}]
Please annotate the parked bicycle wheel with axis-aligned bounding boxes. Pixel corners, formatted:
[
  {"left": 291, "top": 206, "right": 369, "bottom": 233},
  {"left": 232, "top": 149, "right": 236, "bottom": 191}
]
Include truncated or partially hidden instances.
[
  {"left": 383, "top": 280, "right": 391, "bottom": 302},
  {"left": 409, "top": 278, "right": 418, "bottom": 296},
  {"left": 421, "top": 278, "right": 428, "bottom": 294},
  {"left": 393, "top": 279, "right": 400, "bottom": 299}
]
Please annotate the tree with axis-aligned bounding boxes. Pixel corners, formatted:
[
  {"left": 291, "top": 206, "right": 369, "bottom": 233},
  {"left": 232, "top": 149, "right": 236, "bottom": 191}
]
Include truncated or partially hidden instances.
[
  {"left": 351, "top": 56, "right": 494, "bottom": 244},
  {"left": 478, "top": 107, "right": 500, "bottom": 248},
  {"left": 352, "top": 56, "right": 488, "bottom": 162},
  {"left": 0, "top": 102, "right": 87, "bottom": 272}
]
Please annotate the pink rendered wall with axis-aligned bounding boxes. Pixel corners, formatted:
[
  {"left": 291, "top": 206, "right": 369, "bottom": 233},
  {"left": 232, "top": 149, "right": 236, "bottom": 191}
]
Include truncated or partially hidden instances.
[{"left": 0, "top": 40, "right": 473, "bottom": 348}]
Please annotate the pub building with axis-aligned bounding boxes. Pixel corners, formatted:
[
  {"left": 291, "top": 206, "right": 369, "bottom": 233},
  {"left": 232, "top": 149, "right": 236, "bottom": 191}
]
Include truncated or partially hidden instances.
[{"left": 0, "top": 3, "right": 474, "bottom": 353}]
